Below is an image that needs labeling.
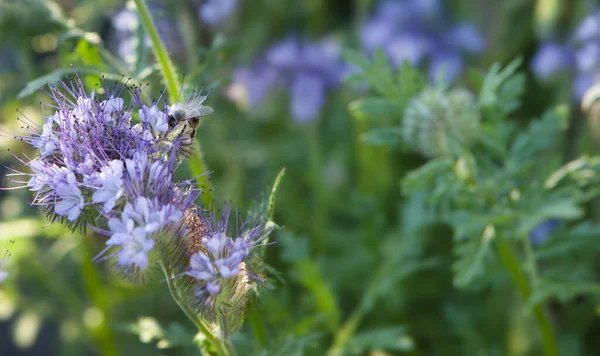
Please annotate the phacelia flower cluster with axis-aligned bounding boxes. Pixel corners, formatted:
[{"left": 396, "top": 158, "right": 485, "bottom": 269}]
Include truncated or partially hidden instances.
[
  {"left": 176, "top": 204, "right": 272, "bottom": 337},
  {"left": 531, "top": 8, "right": 600, "bottom": 99},
  {"left": 3, "top": 70, "right": 273, "bottom": 332},
  {"left": 3, "top": 71, "right": 208, "bottom": 276},
  {"left": 228, "top": 37, "right": 346, "bottom": 123},
  {"left": 361, "top": 0, "right": 485, "bottom": 83}
]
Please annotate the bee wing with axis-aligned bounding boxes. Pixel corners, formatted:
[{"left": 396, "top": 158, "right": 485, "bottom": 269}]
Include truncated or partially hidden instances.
[
  {"left": 196, "top": 106, "right": 214, "bottom": 116},
  {"left": 185, "top": 95, "right": 214, "bottom": 118}
]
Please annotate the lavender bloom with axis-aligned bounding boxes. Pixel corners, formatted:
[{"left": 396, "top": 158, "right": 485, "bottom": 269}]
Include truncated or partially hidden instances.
[
  {"left": 199, "top": 0, "right": 240, "bottom": 27},
  {"left": 531, "top": 10, "right": 600, "bottom": 99},
  {"left": 90, "top": 160, "right": 124, "bottom": 214},
  {"left": 107, "top": 213, "right": 154, "bottom": 269},
  {"left": 180, "top": 204, "right": 272, "bottom": 335},
  {"left": 54, "top": 171, "right": 84, "bottom": 221},
  {"left": 229, "top": 37, "right": 345, "bottom": 123},
  {"left": 531, "top": 42, "right": 573, "bottom": 79},
  {"left": 3, "top": 71, "right": 206, "bottom": 276},
  {"left": 108, "top": 2, "right": 186, "bottom": 66},
  {"left": 360, "top": 0, "right": 485, "bottom": 83},
  {"left": 530, "top": 219, "right": 561, "bottom": 246},
  {"left": 0, "top": 241, "right": 14, "bottom": 283}
]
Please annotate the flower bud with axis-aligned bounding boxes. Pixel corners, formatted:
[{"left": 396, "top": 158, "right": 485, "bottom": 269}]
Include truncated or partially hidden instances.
[{"left": 402, "top": 86, "right": 480, "bottom": 157}]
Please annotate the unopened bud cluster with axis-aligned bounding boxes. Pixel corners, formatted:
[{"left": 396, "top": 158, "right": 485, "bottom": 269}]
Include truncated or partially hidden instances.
[{"left": 402, "top": 86, "right": 480, "bottom": 158}]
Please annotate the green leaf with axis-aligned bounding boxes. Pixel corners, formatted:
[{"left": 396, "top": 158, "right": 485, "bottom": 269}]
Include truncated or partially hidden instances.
[
  {"left": 478, "top": 57, "right": 523, "bottom": 111},
  {"left": 122, "top": 317, "right": 195, "bottom": 349},
  {"left": 453, "top": 225, "right": 496, "bottom": 288},
  {"left": 341, "top": 48, "right": 370, "bottom": 69},
  {"left": 347, "top": 326, "right": 413, "bottom": 354},
  {"left": 510, "top": 105, "right": 568, "bottom": 160},
  {"left": 402, "top": 158, "right": 454, "bottom": 194},
  {"left": 359, "top": 127, "right": 404, "bottom": 147},
  {"left": 18, "top": 68, "right": 139, "bottom": 98},
  {"left": 348, "top": 97, "right": 401, "bottom": 122},
  {"left": 292, "top": 260, "right": 340, "bottom": 331},
  {"left": 248, "top": 168, "right": 286, "bottom": 229}
]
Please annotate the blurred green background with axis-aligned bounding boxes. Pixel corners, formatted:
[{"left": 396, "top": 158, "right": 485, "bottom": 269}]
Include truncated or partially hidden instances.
[{"left": 2, "top": 0, "right": 600, "bottom": 355}]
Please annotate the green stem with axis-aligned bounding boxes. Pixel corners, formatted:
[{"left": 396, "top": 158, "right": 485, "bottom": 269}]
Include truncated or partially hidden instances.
[
  {"left": 80, "top": 239, "right": 118, "bottom": 356},
  {"left": 133, "top": 0, "right": 213, "bottom": 204},
  {"left": 132, "top": 0, "right": 180, "bottom": 104},
  {"left": 161, "top": 263, "right": 233, "bottom": 356},
  {"left": 326, "top": 307, "right": 365, "bottom": 356},
  {"left": 305, "top": 120, "right": 328, "bottom": 254},
  {"left": 496, "top": 234, "right": 558, "bottom": 356}
]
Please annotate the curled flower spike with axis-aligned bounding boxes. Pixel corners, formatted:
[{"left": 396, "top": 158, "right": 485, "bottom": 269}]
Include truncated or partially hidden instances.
[
  {"left": 169, "top": 203, "right": 273, "bottom": 338},
  {"left": 2, "top": 70, "right": 209, "bottom": 280},
  {"left": 0, "top": 240, "right": 15, "bottom": 283}
]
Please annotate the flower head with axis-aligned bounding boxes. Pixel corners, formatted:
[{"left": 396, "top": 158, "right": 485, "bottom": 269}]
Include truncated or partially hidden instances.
[
  {"left": 3, "top": 70, "right": 205, "bottom": 279},
  {"left": 228, "top": 37, "right": 345, "bottom": 123},
  {"left": 360, "top": 0, "right": 485, "bottom": 83},
  {"left": 177, "top": 203, "right": 272, "bottom": 337}
]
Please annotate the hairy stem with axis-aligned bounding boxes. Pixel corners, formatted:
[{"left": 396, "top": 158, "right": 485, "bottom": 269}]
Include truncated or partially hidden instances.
[
  {"left": 133, "top": 0, "right": 213, "bottom": 206},
  {"left": 496, "top": 234, "right": 558, "bottom": 356},
  {"left": 161, "top": 262, "right": 233, "bottom": 356}
]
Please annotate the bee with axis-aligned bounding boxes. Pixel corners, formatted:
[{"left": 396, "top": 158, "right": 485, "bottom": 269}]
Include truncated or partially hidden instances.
[{"left": 167, "top": 94, "right": 213, "bottom": 155}]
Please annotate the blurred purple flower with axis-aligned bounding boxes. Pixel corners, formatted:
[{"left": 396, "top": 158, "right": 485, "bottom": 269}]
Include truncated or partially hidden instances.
[
  {"left": 532, "top": 10, "right": 600, "bottom": 99},
  {"left": 428, "top": 50, "right": 463, "bottom": 84},
  {"left": 575, "top": 42, "right": 600, "bottom": 72},
  {"left": 446, "top": 24, "right": 486, "bottom": 54},
  {"left": 574, "top": 73, "right": 598, "bottom": 100},
  {"left": 530, "top": 219, "right": 561, "bottom": 246},
  {"left": 291, "top": 73, "right": 327, "bottom": 123},
  {"left": 199, "top": 0, "right": 240, "bottom": 27},
  {"left": 575, "top": 11, "right": 600, "bottom": 42},
  {"left": 229, "top": 37, "right": 344, "bottom": 123},
  {"left": 361, "top": 0, "right": 485, "bottom": 83},
  {"left": 531, "top": 42, "right": 573, "bottom": 79}
]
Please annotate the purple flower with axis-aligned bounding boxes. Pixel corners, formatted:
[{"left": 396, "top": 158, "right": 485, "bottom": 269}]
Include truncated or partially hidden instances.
[
  {"left": 575, "top": 11, "right": 600, "bottom": 42},
  {"left": 290, "top": 73, "right": 326, "bottom": 123},
  {"left": 386, "top": 32, "right": 433, "bottom": 67},
  {"left": 107, "top": 213, "right": 154, "bottom": 269},
  {"left": 360, "top": 0, "right": 485, "bottom": 83},
  {"left": 229, "top": 37, "right": 344, "bottom": 123},
  {"left": 90, "top": 160, "right": 125, "bottom": 214},
  {"left": 199, "top": 0, "right": 240, "bottom": 27},
  {"left": 3, "top": 71, "right": 205, "bottom": 275},
  {"left": 182, "top": 204, "right": 272, "bottom": 320},
  {"left": 531, "top": 10, "right": 600, "bottom": 99},
  {"left": 446, "top": 24, "right": 486, "bottom": 54},
  {"left": 228, "top": 66, "right": 279, "bottom": 109},
  {"left": 530, "top": 219, "right": 561, "bottom": 246},
  {"left": 575, "top": 42, "right": 600, "bottom": 73},
  {"left": 54, "top": 172, "right": 84, "bottom": 221},
  {"left": 428, "top": 50, "right": 463, "bottom": 83},
  {"left": 531, "top": 42, "right": 573, "bottom": 79}
]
